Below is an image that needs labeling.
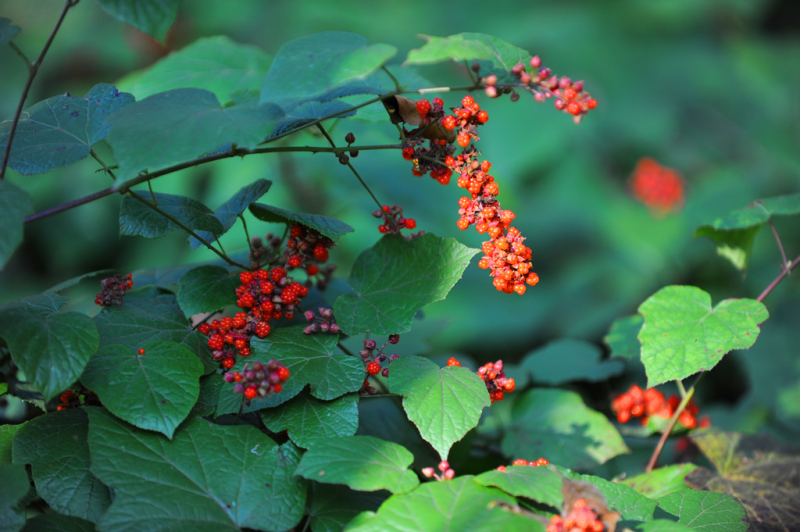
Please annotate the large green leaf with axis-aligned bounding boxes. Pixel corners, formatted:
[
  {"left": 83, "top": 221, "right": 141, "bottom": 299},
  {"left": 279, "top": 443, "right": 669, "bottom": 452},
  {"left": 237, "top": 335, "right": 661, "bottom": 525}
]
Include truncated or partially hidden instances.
[
  {"left": 637, "top": 521, "right": 694, "bottom": 532},
  {"left": 502, "top": 389, "right": 629, "bottom": 470},
  {"left": 259, "top": 31, "right": 396, "bottom": 108},
  {"left": 177, "top": 265, "right": 237, "bottom": 316},
  {"left": 80, "top": 341, "right": 203, "bottom": 438},
  {"left": 105, "top": 88, "right": 284, "bottom": 182},
  {"left": 118, "top": 36, "right": 271, "bottom": 100},
  {"left": 621, "top": 463, "right": 699, "bottom": 499},
  {"left": 474, "top": 465, "right": 563, "bottom": 508},
  {"left": 119, "top": 191, "right": 224, "bottom": 239},
  {"left": 295, "top": 435, "right": 419, "bottom": 494},
  {"left": 345, "top": 476, "right": 541, "bottom": 532},
  {"left": 0, "top": 463, "right": 28, "bottom": 532},
  {"left": 638, "top": 286, "right": 768, "bottom": 387},
  {"left": 13, "top": 410, "right": 111, "bottom": 522},
  {"left": 335, "top": 234, "right": 479, "bottom": 336},
  {"left": 190, "top": 178, "right": 272, "bottom": 248},
  {"left": 20, "top": 514, "right": 96, "bottom": 532},
  {"left": 0, "top": 84, "right": 134, "bottom": 175},
  {"left": 0, "top": 292, "right": 67, "bottom": 316},
  {"left": 262, "top": 392, "right": 359, "bottom": 449},
  {"left": 0, "top": 180, "right": 33, "bottom": 270},
  {"left": 93, "top": 0, "right": 178, "bottom": 42},
  {"left": 695, "top": 193, "right": 800, "bottom": 271},
  {"left": 604, "top": 315, "right": 644, "bottom": 360},
  {"left": 560, "top": 470, "right": 657, "bottom": 521},
  {"left": 520, "top": 339, "right": 624, "bottom": 385},
  {"left": 389, "top": 356, "right": 490, "bottom": 460},
  {"left": 87, "top": 408, "right": 306, "bottom": 531},
  {"left": 249, "top": 202, "right": 354, "bottom": 241},
  {"left": 307, "top": 483, "right": 385, "bottom": 532},
  {"left": 657, "top": 489, "right": 748, "bottom": 532},
  {"left": 0, "top": 307, "right": 99, "bottom": 401},
  {"left": 0, "top": 18, "right": 21, "bottom": 46},
  {"left": 270, "top": 99, "right": 356, "bottom": 138},
  {"left": 93, "top": 288, "right": 215, "bottom": 373},
  {"left": 0, "top": 423, "right": 24, "bottom": 465}
]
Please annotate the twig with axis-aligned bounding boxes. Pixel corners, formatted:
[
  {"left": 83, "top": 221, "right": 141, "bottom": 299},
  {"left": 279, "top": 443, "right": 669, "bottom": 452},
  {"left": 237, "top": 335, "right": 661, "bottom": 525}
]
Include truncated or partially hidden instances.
[
  {"left": 337, "top": 343, "right": 359, "bottom": 358},
  {"left": 239, "top": 213, "right": 254, "bottom": 257},
  {"left": 359, "top": 393, "right": 401, "bottom": 399},
  {"left": 769, "top": 220, "right": 789, "bottom": 269},
  {"left": 8, "top": 42, "right": 31, "bottom": 68},
  {"left": 1, "top": 0, "right": 78, "bottom": 180},
  {"left": 381, "top": 65, "right": 402, "bottom": 92},
  {"left": 757, "top": 253, "right": 799, "bottom": 303}
]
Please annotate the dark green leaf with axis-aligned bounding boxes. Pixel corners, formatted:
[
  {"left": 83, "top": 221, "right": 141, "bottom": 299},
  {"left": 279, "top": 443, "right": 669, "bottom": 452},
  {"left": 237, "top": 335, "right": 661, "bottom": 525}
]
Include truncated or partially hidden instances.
[
  {"left": 119, "top": 36, "right": 271, "bottom": 100},
  {"left": 0, "top": 423, "right": 24, "bottom": 465},
  {"left": 177, "top": 265, "right": 237, "bottom": 316},
  {"left": 0, "top": 180, "right": 33, "bottom": 270},
  {"left": 105, "top": 88, "right": 283, "bottom": 182},
  {"left": 0, "top": 84, "right": 134, "bottom": 175},
  {"left": 270, "top": 99, "right": 356, "bottom": 138},
  {"left": 93, "top": 0, "right": 178, "bottom": 42},
  {"left": 638, "top": 286, "right": 768, "bottom": 387},
  {"left": 0, "top": 18, "right": 21, "bottom": 46},
  {"left": 621, "top": 464, "right": 699, "bottom": 499},
  {"left": 0, "top": 292, "right": 67, "bottom": 317},
  {"left": 474, "top": 465, "right": 563, "bottom": 508},
  {"left": 262, "top": 391, "right": 359, "bottom": 449},
  {"left": 5, "top": 377, "right": 46, "bottom": 411},
  {"left": 46, "top": 269, "right": 116, "bottom": 293},
  {"left": 13, "top": 409, "right": 111, "bottom": 522},
  {"left": 560, "top": 470, "right": 657, "bottom": 521},
  {"left": 604, "top": 315, "right": 644, "bottom": 360},
  {"left": 307, "top": 483, "right": 385, "bottom": 532},
  {"left": 249, "top": 202, "right": 354, "bottom": 241},
  {"left": 119, "top": 191, "right": 224, "bottom": 239},
  {"left": 389, "top": 356, "right": 490, "bottom": 460},
  {"left": 259, "top": 31, "right": 396, "bottom": 108},
  {"left": 190, "top": 178, "right": 272, "bottom": 248},
  {"left": 0, "top": 308, "right": 99, "bottom": 401},
  {"left": 335, "top": 234, "right": 479, "bottom": 336},
  {"left": 503, "top": 389, "right": 629, "bottom": 470},
  {"left": 637, "top": 521, "right": 694, "bottom": 532},
  {"left": 521, "top": 339, "right": 624, "bottom": 385},
  {"left": 87, "top": 408, "right": 306, "bottom": 531},
  {"left": 295, "top": 435, "right": 419, "bottom": 494},
  {"left": 21, "top": 514, "right": 96, "bottom": 532},
  {"left": 657, "top": 489, "right": 748, "bottom": 532},
  {"left": 81, "top": 341, "right": 203, "bottom": 438},
  {"left": 191, "top": 374, "right": 224, "bottom": 417},
  {"left": 0, "top": 463, "right": 28, "bottom": 532}
]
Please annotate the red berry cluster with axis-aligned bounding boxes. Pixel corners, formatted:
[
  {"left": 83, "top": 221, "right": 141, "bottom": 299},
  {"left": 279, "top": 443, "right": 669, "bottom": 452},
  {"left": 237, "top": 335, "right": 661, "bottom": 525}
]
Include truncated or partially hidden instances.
[
  {"left": 611, "top": 384, "right": 709, "bottom": 429},
  {"left": 421, "top": 460, "right": 455, "bottom": 481},
  {"left": 402, "top": 97, "right": 457, "bottom": 185},
  {"left": 372, "top": 204, "right": 421, "bottom": 235},
  {"left": 56, "top": 388, "right": 100, "bottom": 411},
  {"left": 359, "top": 335, "right": 400, "bottom": 383},
  {"left": 224, "top": 359, "right": 289, "bottom": 401},
  {"left": 303, "top": 307, "right": 340, "bottom": 334},
  {"left": 285, "top": 224, "right": 334, "bottom": 276},
  {"left": 547, "top": 498, "right": 605, "bottom": 532},
  {"left": 448, "top": 357, "right": 516, "bottom": 403},
  {"left": 630, "top": 157, "right": 685, "bottom": 213},
  {"left": 496, "top": 457, "right": 549, "bottom": 472},
  {"left": 94, "top": 273, "right": 133, "bottom": 306}
]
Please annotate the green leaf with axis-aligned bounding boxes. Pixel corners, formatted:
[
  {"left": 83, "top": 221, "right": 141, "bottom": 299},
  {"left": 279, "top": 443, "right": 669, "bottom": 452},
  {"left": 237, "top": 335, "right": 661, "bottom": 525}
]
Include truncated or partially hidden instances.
[
  {"left": 389, "top": 356, "right": 490, "bottom": 460},
  {"left": 87, "top": 408, "right": 306, "bottom": 531},
  {"left": 657, "top": 489, "right": 747, "bottom": 532},
  {"left": 192, "top": 374, "right": 224, "bottom": 417},
  {"left": 0, "top": 84, "right": 134, "bottom": 175},
  {"left": 0, "top": 180, "right": 33, "bottom": 270},
  {"left": 474, "top": 465, "right": 563, "bottom": 508},
  {"left": 0, "top": 423, "right": 24, "bottom": 465},
  {"left": 21, "top": 514, "right": 96, "bottom": 532},
  {"left": 621, "top": 463, "right": 699, "bottom": 499},
  {"left": 521, "top": 339, "right": 625, "bottom": 385},
  {"left": 118, "top": 36, "right": 271, "bottom": 100},
  {"left": 0, "top": 463, "right": 28, "bottom": 532},
  {"left": 503, "top": 389, "right": 629, "bottom": 470},
  {"left": 0, "top": 308, "right": 99, "bottom": 401},
  {"left": 259, "top": 31, "right": 396, "bottom": 108},
  {"left": 335, "top": 234, "right": 479, "bottom": 336},
  {"left": 560, "top": 470, "right": 657, "bottom": 521},
  {"left": 119, "top": 191, "right": 224, "bottom": 239},
  {"left": 93, "top": 0, "right": 178, "bottom": 42},
  {"left": 637, "top": 521, "right": 694, "bottom": 532},
  {"left": 177, "top": 265, "right": 237, "bottom": 316},
  {"left": 307, "top": 483, "right": 385, "bottom": 532},
  {"left": 93, "top": 288, "right": 215, "bottom": 373},
  {"left": 295, "top": 435, "right": 419, "bottom": 494},
  {"left": 1, "top": 292, "right": 68, "bottom": 316},
  {"left": 695, "top": 193, "right": 800, "bottom": 271},
  {"left": 5, "top": 377, "right": 46, "bottom": 411},
  {"left": 249, "top": 202, "right": 354, "bottom": 241},
  {"left": 271, "top": 99, "right": 356, "bottom": 138},
  {"left": 0, "top": 18, "right": 21, "bottom": 46},
  {"left": 80, "top": 341, "right": 203, "bottom": 438},
  {"left": 604, "top": 315, "right": 644, "bottom": 360},
  {"left": 190, "top": 178, "right": 272, "bottom": 248},
  {"left": 105, "top": 88, "right": 283, "bottom": 182},
  {"left": 638, "top": 286, "right": 768, "bottom": 387},
  {"left": 345, "top": 476, "right": 540, "bottom": 532},
  {"left": 13, "top": 410, "right": 111, "bottom": 522},
  {"left": 262, "top": 392, "right": 359, "bottom": 449}
]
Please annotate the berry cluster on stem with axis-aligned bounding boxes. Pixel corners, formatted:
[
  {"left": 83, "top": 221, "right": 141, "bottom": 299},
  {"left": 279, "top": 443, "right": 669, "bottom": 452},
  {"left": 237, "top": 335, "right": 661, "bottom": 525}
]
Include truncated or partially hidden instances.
[
  {"left": 612, "top": 384, "right": 709, "bottom": 429},
  {"left": 630, "top": 157, "right": 685, "bottom": 213},
  {"left": 495, "top": 457, "right": 549, "bottom": 472},
  {"left": 285, "top": 224, "right": 334, "bottom": 277},
  {"left": 56, "top": 388, "right": 100, "bottom": 411},
  {"left": 547, "top": 498, "right": 605, "bottom": 532},
  {"left": 359, "top": 334, "right": 401, "bottom": 385},
  {"left": 94, "top": 273, "right": 133, "bottom": 306},
  {"left": 224, "top": 359, "right": 289, "bottom": 401},
  {"left": 372, "top": 204, "right": 421, "bottom": 236},
  {"left": 421, "top": 460, "right": 455, "bottom": 481},
  {"left": 447, "top": 357, "right": 516, "bottom": 403},
  {"left": 303, "top": 307, "right": 340, "bottom": 334}
]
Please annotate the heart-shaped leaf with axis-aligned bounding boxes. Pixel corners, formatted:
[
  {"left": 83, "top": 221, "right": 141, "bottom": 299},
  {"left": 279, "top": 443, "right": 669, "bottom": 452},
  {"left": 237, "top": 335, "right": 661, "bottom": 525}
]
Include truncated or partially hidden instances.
[
  {"left": 521, "top": 339, "right": 625, "bottom": 385},
  {"left": 295, "top": 435, "right": 418, "bottom": 494},
  {"left": 270, "top": 100, "right": 356, "bottom": 138},
  {"left": 604, "top": 315, "right": 644, "bottom": 360},
  {"left": 0, "top": 423, "right": 24, "bottom": 465},
  {"left": 189, "top": 178, "right": 272, "bottom": 248},
  {"left": 0, "top": 180, "right": 33, "bottom": 270},
  {"left": 474, "top": 465, "right": 563, "bottom": 508},
  {"left": 621, "top": 464, "right": 699, "bottom": 500},
  {"left": 262, "top": 391, "right": 359, "bottom": 449},
  {"left": 177, "top": 265, "right": 237, "bottom": 316},
  {"left": 638, "top": 286, "right": 768, "bottom": 387},
  {"left": 119, "top": 191, "right": 224, "bottom": 239},
  {"left": 559, "top": 469, "right": 657, "bottom": 521},
  {"left": 657, "top": 489, "right": 748, "bottom": 532},
  {"left": 13, "top": 409, "right": 111, "bottom": 522},
  {"left": 93, "top": 0, "right": 178, "bottom": 42},
  {"left": 80, "top": 341, "right": 203, "bottom": 438},
  {"left": 389, "top": 356, "right": 490, "bottom": 460},
  {"left": 0, "top": 463, "right": 28, "bottom": 532},
  {"left": 249, "top": 203, "right": 354, "bottom": 242},
  {"left": 20, "top": 514, "right": 95, "bottom": 532},
  {"left": 307, "top": 483, "right": 385, "bottom": 532},
  {"left": 335, "top": 234, "right": 479, "bottom": 336}
]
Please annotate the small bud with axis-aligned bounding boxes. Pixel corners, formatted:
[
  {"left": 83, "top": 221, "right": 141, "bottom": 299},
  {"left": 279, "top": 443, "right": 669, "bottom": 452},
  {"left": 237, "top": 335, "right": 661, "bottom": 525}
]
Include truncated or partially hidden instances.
[
  {"left": 338, "top": 153, "right": 349, "bottom": 165},
  {"left": 422, "top": 467, "right": 435, "bottom": 478},
  {"left": 304, "top": 310, "right": 316, "bottom": 322},
  {"left": 484, "top": 74, "right": 497, "bottom": 86},
  {"left": 320, "top": 321, "right": 330, "bottom": 332},
  {"left": 438, "top": 460, "right": 450, "bottom": 472},
  {"left": 270, "top": 236, "right": 282, "bottom": 247},
  {"left": 389, "top": 354, "right": 400, "bottom": 362},
  {"left": 233, "top": 383, "right": 244, "bottom": 394},
  {"left": 470, "top": 61, "right": 480, "bottom": 72},
  {"left": 381, "top": 368, "right": 389, "bottom": 377},
  {"left": 530, "top": 56, "right": 541, "bottom": 68},
  {"left": 444, "top": 469, "right": 455, "bottom": 480},
  {"left": 224, "top": 373, "right": 235, "bottom": 383},
  {"left": 364, "top": 340, "right": 377, "bottom": 350},
  {"left": 388, "top": 334, "right": 400, "bottom": 344},
  {"left": 510, "top": 91, "right": 520, "bottom": 102},
  {"left": 359, "top": 349, "right": 370, "bottom": 358},
  {"left": 345, "top": 132, "right": 355, "bottom": 144},
  {"left": 320, "top": 307, "right": 334, "bottom": 319},
  {"left": 252, "top": 361, "right": 263, "bottom": 371},
  {"left": 329, "top": 323, "right": 340, "bottom": 333},
  {"left": 251, "top": 236, "right": 263, "bottom": 248},
  {"left": 484, "top": 85, "right": 497, "bottom": 98},
  {"left": 350, "top": 150, "right": 359, "bottom": 157}
]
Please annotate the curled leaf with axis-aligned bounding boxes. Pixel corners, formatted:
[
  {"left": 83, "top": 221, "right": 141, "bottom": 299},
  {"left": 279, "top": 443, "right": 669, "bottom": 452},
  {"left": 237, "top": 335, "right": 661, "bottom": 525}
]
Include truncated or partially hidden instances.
[{"left": 382, "top": 96, "right": 424, "bottom": 125}]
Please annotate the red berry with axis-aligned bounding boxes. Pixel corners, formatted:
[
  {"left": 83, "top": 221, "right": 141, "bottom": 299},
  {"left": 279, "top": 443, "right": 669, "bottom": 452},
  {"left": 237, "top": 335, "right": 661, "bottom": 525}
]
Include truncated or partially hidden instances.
[
  {"left": 457, "top": 134, "right": 470, "bottom": 147},
  {"left": 388, "top": 334, "right": 399, "bottom": 344},
  {"left": 290, "top": 225, "right": 303, "bottom": 238},
  {"left": 415, "top": 99, "right": 431, "bottom": 116},
  {"left": 402, "top": 147, "right": 415, "bottom": 160},
  {"left": 404, "top": 219, "right": 416, "bottom": 230},
  {"left": 433, "top": 98, "right": 443, "bottom": 107},
  {"left": 378, "top": 225, "right": 388, "bottom": 234},
  {"left": 446, "top": 357, "right": 461, "bottom": 367},
  {"left": 462, "top": 95, "right": 475, "bottom": 108},
  {"left": 442, "top": 115, "right": 457, "bottom": 131},
  {"left": 445, "top": 156, "right": 456, "bottom": 166},
  {"left": 587, "top": 98, "right": 598, "bottom": 109},
  {"left": 307, "top": 265, "right": 319, "bottom": 275},
  {"left": 366, "top": 361, "right": 381, "bottom": 376},
  {"left": 512, "top": 458, "right": 527, "bottom": 466},
  {"left": 288, "top": 255, "right": 302, "bottom": 268},
  {"left": 255, "top": 322, "right": 271, "bottom": 338},
  {"left": 244, "top": 387, "right": 257, "bottom": 400},
  {"left": 239, "top": 271, "right": 253, "bottom": 284},
  {"left": 270, "top": 267, "right": 286, "bottom": 282},
  {"left": 566, "top": 101, "right": 581, "bottom": 115},
  {"left": 277, "top": 367, "right": 290, "bottom": 381},
  {"left": 476, "top": 110, "right": 489, "bottom": 123},
  {"left": 222, "top": 358, "right": 235, "bottom": 369},
  {"left": 138, "top": 348, "right": 145, "bottom": 355},
  {"left": 273, "top": 383, "right": 283, "bottom": 393}
]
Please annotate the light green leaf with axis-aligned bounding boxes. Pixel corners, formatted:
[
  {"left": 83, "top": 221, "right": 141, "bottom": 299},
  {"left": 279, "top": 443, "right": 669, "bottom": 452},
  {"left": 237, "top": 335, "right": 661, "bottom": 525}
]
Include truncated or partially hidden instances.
[
  {"left": 637, "top": 521, "right": 694, "bottom": 532},
  {"left": 13, "top": 409, "right": 111, "bottom": 522},
  {"left": 621, "top": 463, "right": 698, "bottom": 500},
  {"left": 604, "top": 315, "right": 644, "bottom": 360},
  {"left": 521, "top": 339, "right": 624, "bottom": 384},
  {"left": 335, "top": 234, "right": 479, "bottom": 336},
  {"left": 81, "top": 341, "right": 203, "bottom": 438},
  {"left": 119, "top": 191, "right": 224, "bottom": 239},
  {"left": 177, "top": 265, "right": 237, "bottom": 316},
  {"left": 638, "top": 286, "right": 768, "bottom": 387},
  {"left": 0, "top": 463, "right": 28, "bottom": 532},
  {"left": 296, "top": 435, "right": 419, "bottom": 494},
  {"left": 93, "top": 0, "right": 178, "bottom": 42},
  {"left": 657, "top": 489, "right": 748, "bottom": 532},
  {"left": 190, "top": 178, "right": 272, "bottom": 248},
  {"left": 307, "top": 483, "right": 385, "bottom": 532},
  {"left": 503, "top": 389, "right": 629, "bottom": 470},
  {"left": 21, "top": 514, "right": 96, "bottom": 532},
  {"left": 560, "top": 470, "right": 657, "bottom": 521},
  {"left": 474, "top": 465, "right": 563, "bottom": 508},
  {"left": 0, "top": 18, "right": 21, "bottom": 46},
  {"left": 389, "top": 356, "right": 490, "bottom": 460},
  {"left": 262, "top": 392, "right": 359, "bottom": 449},
  {"left": 249, "top": 202, "right": 354, "bottom": 241},
  {"left": 0, "top": 180, "right": 33, "bottom": 270}
]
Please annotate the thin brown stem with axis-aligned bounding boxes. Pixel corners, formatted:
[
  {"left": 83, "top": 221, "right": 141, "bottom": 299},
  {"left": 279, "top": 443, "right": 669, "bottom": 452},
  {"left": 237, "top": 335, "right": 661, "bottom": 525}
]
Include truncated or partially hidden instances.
[
  {"left": 769, "top": 220, "right": 789, "bottom": 268},
  {"left": 645, "top": 373, "right": 704, "bottom": 472},
  {"left": 239, "top": 213, "right": 254, "bottom": 257},
  {"left": 757, "top": 253, "right": 799, "bottom": 303},
  {"left": 337, "top": 343, "right": 359, "bottom": 359},
  {"left": 1, "top": 0, "right": 78, "bottom": 180},
  {"left": 8, "top": 42, "right": 31, "bottom": 68}
]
